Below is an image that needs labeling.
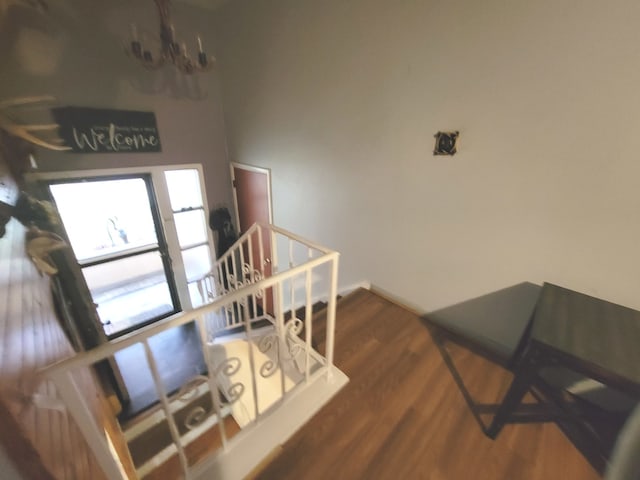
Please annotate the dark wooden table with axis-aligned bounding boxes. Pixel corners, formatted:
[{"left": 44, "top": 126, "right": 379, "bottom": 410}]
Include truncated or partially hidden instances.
[{"left": 487, "top": 283, "right": 640, "bottom": 444}]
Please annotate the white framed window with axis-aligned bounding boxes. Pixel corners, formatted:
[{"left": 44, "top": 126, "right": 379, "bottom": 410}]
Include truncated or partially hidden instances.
[{"left": 31, "top": 164, "right": 216, "bottom": 337}]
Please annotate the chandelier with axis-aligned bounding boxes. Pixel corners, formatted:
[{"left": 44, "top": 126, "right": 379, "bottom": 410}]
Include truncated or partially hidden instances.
[{"left": 126, "top": 0, "right": 214, "bottom": 75}]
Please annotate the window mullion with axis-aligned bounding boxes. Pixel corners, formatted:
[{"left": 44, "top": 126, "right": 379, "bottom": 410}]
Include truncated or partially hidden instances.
[{"left": 151, "top": 170, "right": 193, "bottom": 310}]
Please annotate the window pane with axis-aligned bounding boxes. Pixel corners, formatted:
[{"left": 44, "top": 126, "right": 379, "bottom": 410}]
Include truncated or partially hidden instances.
[
  {"left": 82, "top": 251, "right": 176, "bottom": 336},
  {"left": 165, "top": 169, "right": 203, "bottom": 211},
  {"left": 182, "top": 244, "right": 212, "bottom": 283},
  {"left": 174, "top": 209, "right": 207, "bottom": 248},
  {"left": 50, "top": 178, "right": 158, "bottom": 262}
]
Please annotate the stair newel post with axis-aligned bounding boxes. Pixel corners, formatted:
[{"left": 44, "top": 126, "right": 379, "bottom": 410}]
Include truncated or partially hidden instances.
[
  {"left": 325, "top": 252, "right": 340, "bottom": 380},
  {"left": 222, "top": 256, "right": 232, "bottom": 326},
  {"left": 230, "top": 244, "right": 239, "bottom": 326},
  {"left": 271, "top": 226, "right": 283, "bottom": 335},
  {"left": 270, "top": 227, "right": 287, "bottom": 397},
  {"left": 257, "top": 224, "right": 267, "bottom": 318},
  {"left": 244, "top": 232, "right": 262, "bottom": 421},
  {"left": 242, "top": 291, "right": 261, "bottom": 423}
]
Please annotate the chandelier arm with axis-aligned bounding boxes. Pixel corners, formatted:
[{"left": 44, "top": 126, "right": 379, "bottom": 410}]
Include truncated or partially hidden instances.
[
  {"left": 142, "top": 56, "right": 166, "bottom": 70},
  {"left": 127, "top": 0, "right": 215, "bottom": 74}
]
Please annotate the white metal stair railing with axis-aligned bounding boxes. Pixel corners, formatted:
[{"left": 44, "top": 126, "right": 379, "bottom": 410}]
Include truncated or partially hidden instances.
[
  {"left": 194, "top": 222, "right": 336, "bottom": 337},
  {"left": 39, "top": 223, "right": 343, "bottom": 480}
]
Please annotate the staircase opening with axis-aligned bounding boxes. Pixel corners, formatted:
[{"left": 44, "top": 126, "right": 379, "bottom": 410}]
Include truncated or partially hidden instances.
[{"left": 39, "top": 222, "right": 347, "bottom": 480}]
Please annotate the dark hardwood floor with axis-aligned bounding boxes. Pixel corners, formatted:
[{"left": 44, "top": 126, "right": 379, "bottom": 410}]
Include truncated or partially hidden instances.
[{"left": 251, "top": 288, "right": 601, "bottom": 480}]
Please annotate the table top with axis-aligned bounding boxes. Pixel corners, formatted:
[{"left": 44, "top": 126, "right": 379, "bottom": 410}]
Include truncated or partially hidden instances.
[
  {"left": 531, "top": 283, "right": 640, "bottom": 389},
  {"left": 425, "top": 282, "right": 541, "bottom": 364}
]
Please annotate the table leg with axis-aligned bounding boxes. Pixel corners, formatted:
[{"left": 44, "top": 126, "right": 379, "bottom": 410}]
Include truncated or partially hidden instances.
[{"left": 486, "top": 350, "right": 539, "bottom": 439}]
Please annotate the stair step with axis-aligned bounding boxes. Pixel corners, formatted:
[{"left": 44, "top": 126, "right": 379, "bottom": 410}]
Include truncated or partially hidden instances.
[{"left": 126, "top": 383, "right": 231, "bottom": 468}]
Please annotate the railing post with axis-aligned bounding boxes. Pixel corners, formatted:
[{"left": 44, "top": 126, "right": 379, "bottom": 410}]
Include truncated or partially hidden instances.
[
  {"left": 289, "top": 239, "right": 295, "bottom": 311},
  {"left": 50, "top": 371, "right": 126, "bottom": 480},
  {"left": 274, "top": 275, "right": 287, "bottom": 397},
  {"left": 195, "top": 315, "right": 229, "bottom": 450},
  {"left": 325, "top": 254, "right": 340, "bottom": 380},
  {"left": 305, "top": 268, "right": 312, "bottom": 382},
  {"left": 241, "top": 296, "right": 261, "bottom": 422},
  {"left": 142, "top": 340, "right": 191, "bottom": 478},
  {"left": 270, "top": 227, "right": 287, "bottom": 397}
]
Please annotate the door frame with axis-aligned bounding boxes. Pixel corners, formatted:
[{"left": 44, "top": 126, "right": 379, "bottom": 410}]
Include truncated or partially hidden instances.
[
  {"left": 230, "top": 162, "right": 274, "bottom": 314},
  {"left": 230, "top": 162, "right": 273, "bottom": 232}
]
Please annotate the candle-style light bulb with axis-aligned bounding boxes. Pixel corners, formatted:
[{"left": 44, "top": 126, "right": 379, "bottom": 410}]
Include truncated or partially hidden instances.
[{"left": 130, "top": 23, "right": 142, "bottom": 58}]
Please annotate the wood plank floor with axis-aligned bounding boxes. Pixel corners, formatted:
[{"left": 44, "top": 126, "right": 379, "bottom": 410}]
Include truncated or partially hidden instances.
[
  {"left": 0, "top": 218, "right": 134, "bottom": 479},
  {"left": 251, "top": 288, "right": 601, "bottom": 480}
]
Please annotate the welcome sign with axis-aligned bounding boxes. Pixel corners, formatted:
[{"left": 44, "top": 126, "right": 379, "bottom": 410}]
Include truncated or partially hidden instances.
[{"left": 52, "top": 107, "right": 162, "bottom": 153}]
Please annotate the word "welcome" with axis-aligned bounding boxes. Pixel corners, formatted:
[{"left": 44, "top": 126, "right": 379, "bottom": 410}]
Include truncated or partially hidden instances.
[{"left": 72, "top": 123, "right": 160, "bottom": 153}]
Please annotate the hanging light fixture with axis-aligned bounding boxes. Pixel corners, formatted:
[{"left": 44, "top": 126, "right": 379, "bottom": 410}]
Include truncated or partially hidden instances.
[{"left": 126, "top": 0, "right": 214, "bottom": 75}]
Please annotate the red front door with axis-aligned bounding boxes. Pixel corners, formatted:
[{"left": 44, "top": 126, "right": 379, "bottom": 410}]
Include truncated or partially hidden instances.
[{"left": 231, "top": 163, "right": 273, "bottom": 314}]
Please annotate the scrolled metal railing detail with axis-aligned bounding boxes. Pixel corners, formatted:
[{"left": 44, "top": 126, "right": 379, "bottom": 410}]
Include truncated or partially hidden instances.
[
  {"left": 215, "top": 356, "right": 241, "bottom": 376},
  {"left": 285, "top": 318, "right": 306, "bottom": 373},
  {"left": 236, "top": 262, "right": 265, "bottom": 287},
  {"left": 287, "top": 340, "right": 305, "bottom": 362},
  {"left": 258, "top": 333, "right": 279, "bottom": 378},
  {"left": 214, "top": 357, "right": 245, "bottom": 405},
  {"left": 252, "top": 269, "right": 263, "bottom": 283},
  {"left": 226, "top": 383, "right": 245, "bottom": 404},
  {"left": 213, "top": 275, "right": 224, "bottom": 295},
  {"left": 184, "top": 406, "right": 208, "bottom": 430},
  {"left": 176, "top": 375, "right": 208, "bottom": 402},
  {"left": 285, "top": 317, "right": 303, "bottom": 337},
  {"left": 222, "top": 382, "right": 245, "bottom": 405}
]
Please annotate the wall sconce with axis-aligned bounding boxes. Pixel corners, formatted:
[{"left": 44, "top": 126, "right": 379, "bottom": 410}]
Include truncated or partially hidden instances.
[{"left": 434, "top": 131, "right": 459, "bottom": 156}]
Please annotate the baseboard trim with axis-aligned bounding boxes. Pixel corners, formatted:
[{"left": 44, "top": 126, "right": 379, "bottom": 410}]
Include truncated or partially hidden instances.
[
  {"left": 368, "top": 285, "right": 423, "bottom": 316},
  {"left": 338, "top": 280, "right": 371, "bottom": 296}
]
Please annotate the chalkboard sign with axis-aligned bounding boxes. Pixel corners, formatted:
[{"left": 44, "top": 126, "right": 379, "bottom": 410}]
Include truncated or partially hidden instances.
[{"left": 52, "top": 107, "right": 162, "bottom": 153}]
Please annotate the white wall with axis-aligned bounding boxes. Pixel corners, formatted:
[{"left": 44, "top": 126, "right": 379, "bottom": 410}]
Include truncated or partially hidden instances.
[
  {"left": 0, "top": 0, "right": 233, "bottom": 212},
  {"left": 211, "top": 0, "right": 640, "bottom": 311}
]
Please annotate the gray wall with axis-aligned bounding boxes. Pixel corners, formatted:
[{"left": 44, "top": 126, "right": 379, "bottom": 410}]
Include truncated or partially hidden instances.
[
  {"left": 0, "top": 0, "right": 233, "bottom": 212},
  {"left": 0, "top": 445, "right": 24, "bottom": 480},
  {"left": 212, "top": 0, "right": 640, "bottom": 311}
]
